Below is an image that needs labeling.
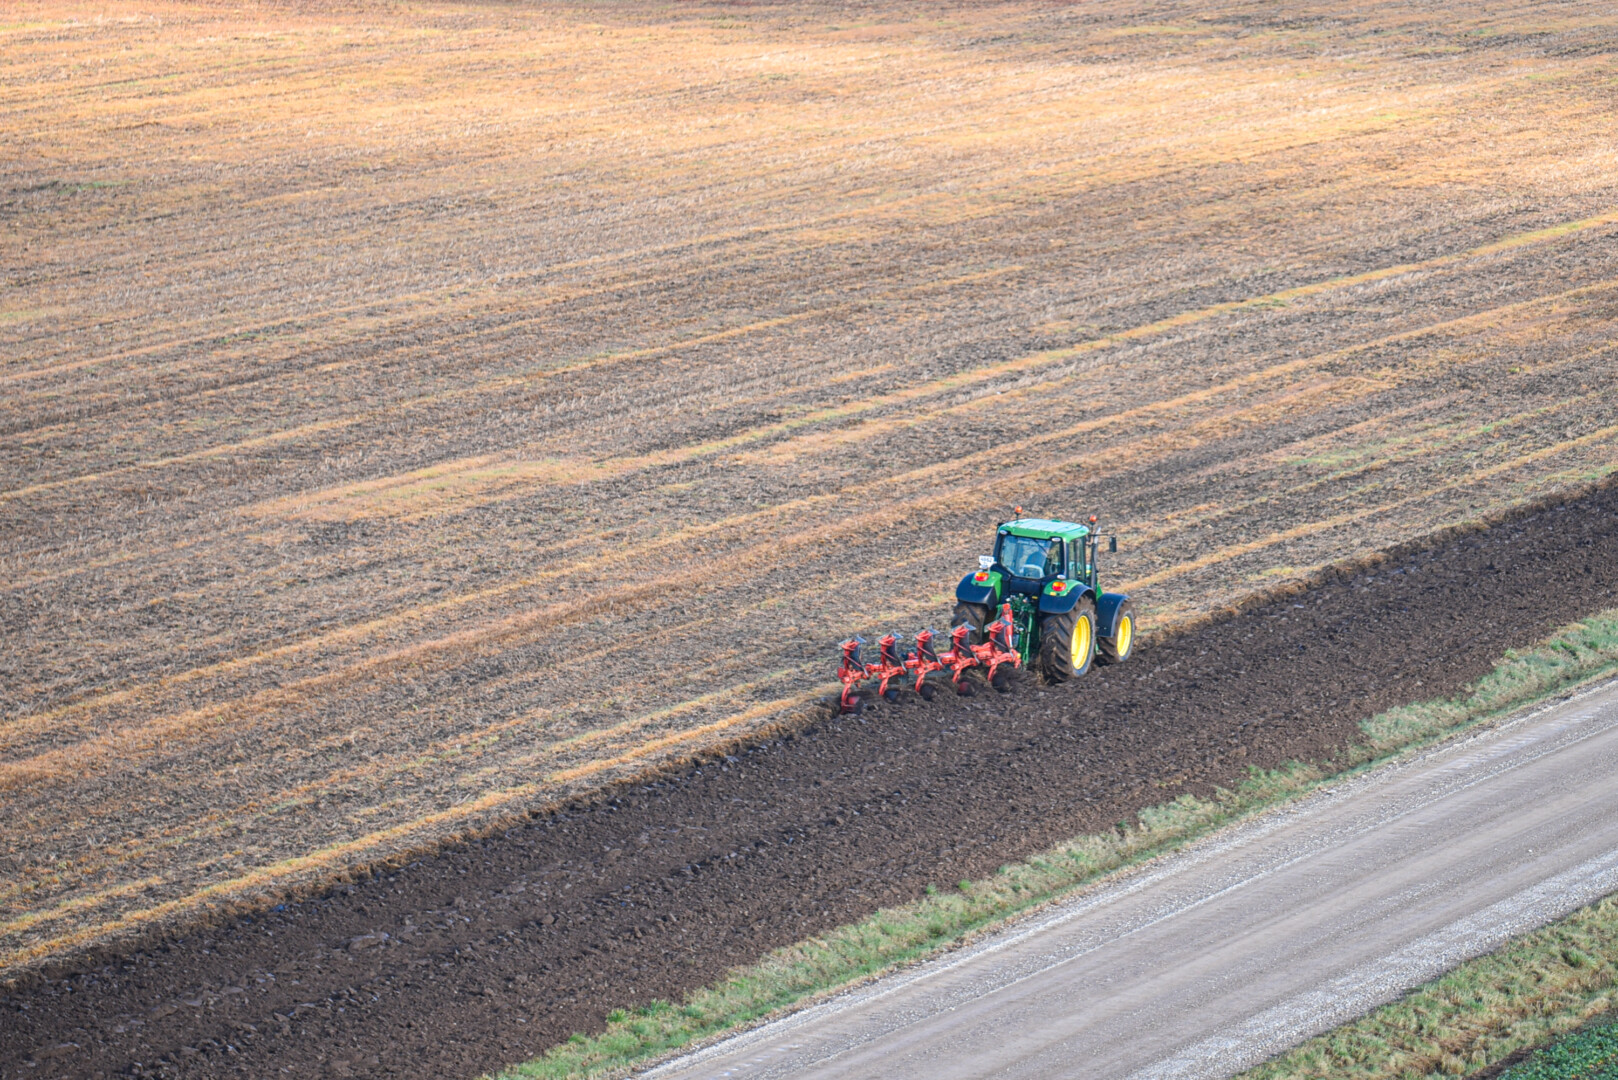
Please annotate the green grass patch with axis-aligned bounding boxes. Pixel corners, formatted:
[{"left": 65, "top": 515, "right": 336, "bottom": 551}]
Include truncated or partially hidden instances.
[
  {"left": 1501, "top": 1021, "right": 1618, "bottom": 1079},
  {"left": 1495, "top": 1029, "right": 1618, "bottom": 1080},
  {"left": 495, "top": 609, "right": 1618, "bottom": 1080}
]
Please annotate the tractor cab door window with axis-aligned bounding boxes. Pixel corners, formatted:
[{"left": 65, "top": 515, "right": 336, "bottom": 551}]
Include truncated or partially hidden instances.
[{"left": 1069, "top": 540, "right": 1087, "bottom": 578}]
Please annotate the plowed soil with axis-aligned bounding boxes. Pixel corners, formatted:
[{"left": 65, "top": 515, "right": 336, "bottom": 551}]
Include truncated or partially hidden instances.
[
  {"left": 4, "top": 480, "right": 1617, "bottom": 1079},
  {"left": 7, "top": 0, "right": 1618, "bottom": 976}
]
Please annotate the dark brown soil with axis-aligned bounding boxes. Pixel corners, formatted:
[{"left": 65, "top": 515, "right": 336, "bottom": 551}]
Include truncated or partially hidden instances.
[{"left": 3, "top": 485, "right": 1618, "bottom": 1079}]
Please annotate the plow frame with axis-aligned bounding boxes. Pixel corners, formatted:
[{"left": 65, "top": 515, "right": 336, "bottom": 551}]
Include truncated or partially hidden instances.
[
  {"left": 870, "top": 633, "right": 910, "bottom": 701},
  {"left": 905, "top": 629, "right": 943, "bottom": 700},
  {"left": 971, "top": 602, "right": 1024, "bottom": 691}
]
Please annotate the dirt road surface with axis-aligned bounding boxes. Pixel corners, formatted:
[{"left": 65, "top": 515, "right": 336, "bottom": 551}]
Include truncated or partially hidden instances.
[{"left": 644, "top": 676, "right": 1618, "bottom": 1080}]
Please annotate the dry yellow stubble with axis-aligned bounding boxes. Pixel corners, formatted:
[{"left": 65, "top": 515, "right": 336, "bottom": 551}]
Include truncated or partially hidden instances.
[{"left": 3, "top": 0, "right": 1618, "bottom": 972}]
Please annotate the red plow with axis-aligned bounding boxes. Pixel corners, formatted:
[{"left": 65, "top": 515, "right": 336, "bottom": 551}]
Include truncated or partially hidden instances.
[{"left": 836, "top": 603, "right": 1023, "bottom": 714}]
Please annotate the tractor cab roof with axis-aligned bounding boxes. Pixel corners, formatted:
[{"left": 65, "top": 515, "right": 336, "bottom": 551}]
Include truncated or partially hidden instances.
[{"left": 998, "top": 517, "right": 1090, "bottom": 541}]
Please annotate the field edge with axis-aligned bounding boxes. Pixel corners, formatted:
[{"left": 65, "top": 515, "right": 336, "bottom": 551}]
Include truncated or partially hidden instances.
[
  {"left": 489, "top": 608, "right": 1618, "bottom": 1080},
  {"left": 13, "top": 472, "right": 1611, "bottom": 989}
]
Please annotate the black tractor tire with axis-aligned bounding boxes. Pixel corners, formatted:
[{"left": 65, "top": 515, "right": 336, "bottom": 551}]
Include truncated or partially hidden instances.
[
  {"left": 951, "top": 601, "right": 991, "bottom": 644},
  {"left": 1097, "top": 600, "right": 1136, "bottom": 666},
  {"left": 1038, "top": 598, "right": 1096, "bottom": 683}
]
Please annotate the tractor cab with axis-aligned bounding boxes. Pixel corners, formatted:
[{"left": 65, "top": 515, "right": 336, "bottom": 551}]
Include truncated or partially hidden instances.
[
  {"left": 991, "top": 519, "right": 1090, "bottom": 596},
  {"left": 953, "top": 515, "right": 1134, "bottom": 683},
  {"left": 996, "top": 533, "right": 1061, "bottom": 586}
]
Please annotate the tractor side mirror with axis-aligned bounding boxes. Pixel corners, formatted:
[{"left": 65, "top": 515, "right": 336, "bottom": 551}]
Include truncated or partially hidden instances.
[
  {"left": 978, "top": 555, "right": 994, "bottom": 569},
  {"left": 1109, "top": 536, "right": 1118, "bottom": 553}
]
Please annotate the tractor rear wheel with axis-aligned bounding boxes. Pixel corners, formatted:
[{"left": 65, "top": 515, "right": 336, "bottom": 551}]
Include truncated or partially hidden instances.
[
  {"left": 1097, "top": 601, "right": 1136, "bottom": 665},
  {"left": 1038, "top": 599, "right": 1096, "bottom": 683},
  {"left": 951, "top": 601, "right": 991, "bottom": 644}
]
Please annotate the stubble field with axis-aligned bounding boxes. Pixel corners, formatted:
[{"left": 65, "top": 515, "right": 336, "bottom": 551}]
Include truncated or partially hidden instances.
[{"left": 4, "top": 0, "right": 1618, "bottom": 977}]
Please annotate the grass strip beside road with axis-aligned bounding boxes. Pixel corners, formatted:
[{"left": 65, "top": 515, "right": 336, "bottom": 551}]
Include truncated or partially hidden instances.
[{"left": 494, "top": 610, "right": 1618, "bottom": 1080}]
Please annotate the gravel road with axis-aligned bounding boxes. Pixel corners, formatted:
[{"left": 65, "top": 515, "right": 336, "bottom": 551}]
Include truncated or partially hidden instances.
[{"left": 646, "top": 678, "right": 1618, "bottom": 1080}]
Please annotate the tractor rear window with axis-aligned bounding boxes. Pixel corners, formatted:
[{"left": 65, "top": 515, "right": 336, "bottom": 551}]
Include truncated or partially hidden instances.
[{"left": 998, "top": 535, "right": 1061, "bottom": 579}]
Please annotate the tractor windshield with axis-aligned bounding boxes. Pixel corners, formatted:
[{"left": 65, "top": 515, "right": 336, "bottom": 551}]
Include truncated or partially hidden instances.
[{"left": 998, "top": 535, "right": 1061, "bottom": 579}]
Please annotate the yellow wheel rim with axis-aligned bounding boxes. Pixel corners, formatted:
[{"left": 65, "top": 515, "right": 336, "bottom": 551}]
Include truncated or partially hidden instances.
[
  {"left": 1115, "top": 615, "right": 1133, "bottom": 658},
  {"left": 1072, "top": 614, "right": 1092, "bottom": 670}
]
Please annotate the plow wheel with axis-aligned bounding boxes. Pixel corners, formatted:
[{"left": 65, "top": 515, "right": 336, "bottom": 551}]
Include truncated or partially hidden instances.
[
  {"left": 951, "top": 601, "right": 991, "bottom": 644},
  {"left": 1038, "top": 599, "right": 1096, "bottom": 683},
  {"left": 1098, "top": 600, "right": 1136, "bottom": 665}
]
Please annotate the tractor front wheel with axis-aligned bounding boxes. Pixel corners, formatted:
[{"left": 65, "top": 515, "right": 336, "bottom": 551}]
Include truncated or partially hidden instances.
[
  {"left": 1038, "top": 599, "right": 1096, "bottom": 683},
  {"left": 1097, "top": 601, "right": 1136, "bottom": 665},
  {"left": 951, "top": 601, "right": 991, "bottom": 644}
]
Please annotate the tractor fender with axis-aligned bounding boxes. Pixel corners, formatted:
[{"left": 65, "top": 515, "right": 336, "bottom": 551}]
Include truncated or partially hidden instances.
[
  {"left": 1037, "top": 585, "right": 1096, "bottom": 615},
  {"left": 1096, "top": 592, "right": 1131, "bottom": 638},
  {"left": 956, "top": 570, "right": 1001, "bottom": 607}
]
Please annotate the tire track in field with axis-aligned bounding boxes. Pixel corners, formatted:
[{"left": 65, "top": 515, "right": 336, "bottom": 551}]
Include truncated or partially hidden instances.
[
  {"left": 0, "top": 169, "right": 1023, "bottom": 390},
  {"left": 733, "top": 256, "right": 1618, "bottom": 470},
  {"left": 0, "top": 263, "right": 1021, "bottom": 500},
  {"left": 242, "top": 222, "right": 1618, "bottom": 524},
  {"left": 12, "top": 341, "right": 1598, "bottom": 764},
  {"left": 8, "top": 199, "right": 1612, "bottom": 505},
  {"left": 0, "top": 543, "right": 953, "bottom": 912},
  {"left": 0, "top": 348, "right": 1404, "bottom": 744},
  {"left": 8, "top": 265, "right": 1608, "bottom": 763},
  {"left": 4, "top": 331, "right": 1595, "bottom": 794}
]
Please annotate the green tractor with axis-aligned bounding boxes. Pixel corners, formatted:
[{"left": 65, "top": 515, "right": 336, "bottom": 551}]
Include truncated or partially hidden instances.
[{"left": 952, "top": 515, "right": 1135, "bottom": 683}]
